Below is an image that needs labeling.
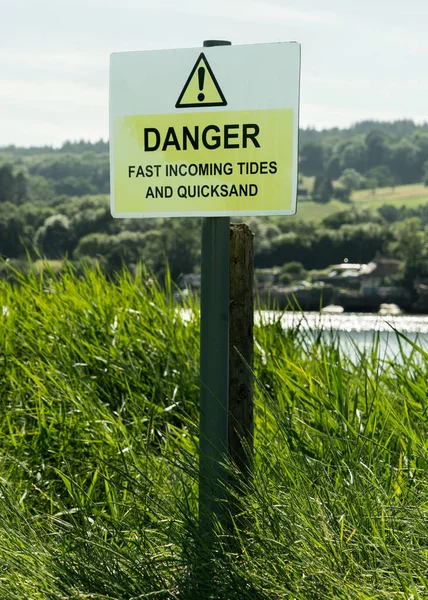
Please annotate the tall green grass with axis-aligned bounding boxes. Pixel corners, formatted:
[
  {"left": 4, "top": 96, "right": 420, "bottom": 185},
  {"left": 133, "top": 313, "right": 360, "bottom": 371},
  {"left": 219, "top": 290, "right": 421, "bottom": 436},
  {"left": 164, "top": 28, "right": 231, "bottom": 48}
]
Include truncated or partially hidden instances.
[{"left": 0, "top": 264, "right": 428, "bottom": 598}]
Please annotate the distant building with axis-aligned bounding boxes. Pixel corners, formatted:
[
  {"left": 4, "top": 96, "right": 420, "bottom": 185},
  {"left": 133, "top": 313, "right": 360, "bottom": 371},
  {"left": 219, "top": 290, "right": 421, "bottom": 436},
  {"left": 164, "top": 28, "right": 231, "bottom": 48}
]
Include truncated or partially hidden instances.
[
  {"left": 360, "top": 257, "right": 400, "bottom": 295},
  {"left": 318, "top": 257, "right": 400, "bottom": 295}
]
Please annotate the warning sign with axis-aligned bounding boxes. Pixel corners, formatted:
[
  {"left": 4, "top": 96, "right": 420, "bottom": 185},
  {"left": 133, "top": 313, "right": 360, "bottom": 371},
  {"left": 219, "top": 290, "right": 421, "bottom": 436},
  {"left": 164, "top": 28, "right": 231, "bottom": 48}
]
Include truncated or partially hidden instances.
[
  {"left": 176, "top": 53, "right": 227, "bottom": 108},
  {"left": 110, "top": 42, "right": 301, "bottom": 218}
]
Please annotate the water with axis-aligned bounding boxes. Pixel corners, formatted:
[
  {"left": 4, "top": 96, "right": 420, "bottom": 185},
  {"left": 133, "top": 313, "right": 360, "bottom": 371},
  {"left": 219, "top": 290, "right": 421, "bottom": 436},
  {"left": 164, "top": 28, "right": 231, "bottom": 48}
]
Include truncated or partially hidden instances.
[
  {"left": 181, "top": 308, "right": 428, "bottom": 362},
  {"left": 257, "top": 311, "right": 428, "bottom": 362}
]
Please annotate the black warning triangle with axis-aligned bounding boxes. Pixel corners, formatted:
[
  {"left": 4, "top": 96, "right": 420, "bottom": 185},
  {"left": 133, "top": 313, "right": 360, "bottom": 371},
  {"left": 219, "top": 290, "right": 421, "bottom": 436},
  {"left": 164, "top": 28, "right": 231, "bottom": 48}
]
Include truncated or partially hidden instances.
[{"left": 175, "top": 53, "right": 227, "bottom": 109}]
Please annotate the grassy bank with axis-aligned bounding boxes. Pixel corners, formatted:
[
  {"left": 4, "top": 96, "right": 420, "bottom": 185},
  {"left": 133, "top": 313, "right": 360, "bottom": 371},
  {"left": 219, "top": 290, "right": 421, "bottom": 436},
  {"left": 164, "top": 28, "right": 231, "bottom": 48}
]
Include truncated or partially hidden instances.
[
  {"left": 1, "top": 266, "right": 428, "bottom": 598},
  {"left": 296, "top": 182, "right": 428, "bottom": 223}
]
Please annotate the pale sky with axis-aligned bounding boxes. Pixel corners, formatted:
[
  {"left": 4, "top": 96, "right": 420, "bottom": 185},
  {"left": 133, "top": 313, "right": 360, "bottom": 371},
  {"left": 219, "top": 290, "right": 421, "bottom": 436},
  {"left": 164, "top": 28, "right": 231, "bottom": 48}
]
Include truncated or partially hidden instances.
[{"left": 1, "top": 0, "right": 427, "bottom": 147}]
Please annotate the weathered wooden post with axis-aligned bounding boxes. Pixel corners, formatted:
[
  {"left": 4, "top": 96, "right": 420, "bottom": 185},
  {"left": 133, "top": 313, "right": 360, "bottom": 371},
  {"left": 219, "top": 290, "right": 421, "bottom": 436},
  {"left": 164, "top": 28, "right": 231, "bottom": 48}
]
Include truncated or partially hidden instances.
[{"left": 229, "top": 224, "right": 254, "bottom": 481}]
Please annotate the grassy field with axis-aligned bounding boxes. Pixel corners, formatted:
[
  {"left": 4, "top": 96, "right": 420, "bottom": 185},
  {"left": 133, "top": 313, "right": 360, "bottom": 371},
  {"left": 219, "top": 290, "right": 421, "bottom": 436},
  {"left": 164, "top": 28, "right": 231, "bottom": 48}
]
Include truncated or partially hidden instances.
[
  {"left": 295, "top": 183, "right": 428, "bottom": 223},
  {"left": 1, "top": 266, "right": 428, "bottom": 598},
  {"left": 295, "top": 199, "right": 348, "bottom": 223},
  {"left": 353, "top": 183, "right": 428, "bottom": 206}
]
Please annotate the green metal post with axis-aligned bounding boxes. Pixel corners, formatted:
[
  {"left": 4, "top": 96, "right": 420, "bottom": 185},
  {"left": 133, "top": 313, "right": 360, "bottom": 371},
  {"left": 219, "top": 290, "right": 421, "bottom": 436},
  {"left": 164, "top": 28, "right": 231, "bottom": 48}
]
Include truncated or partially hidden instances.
[{"left": 199, "top": 39, "right": 231, "bottom": 533}]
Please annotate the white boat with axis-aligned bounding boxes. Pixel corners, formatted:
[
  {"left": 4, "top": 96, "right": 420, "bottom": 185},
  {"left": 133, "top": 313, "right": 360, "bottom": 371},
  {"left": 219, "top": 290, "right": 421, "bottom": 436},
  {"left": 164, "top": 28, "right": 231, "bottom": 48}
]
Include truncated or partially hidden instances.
[
  {"left": 378, "top": 303, "right": 402, "bottom": 316},
  {"left": 321, "top": 305, "right": 344, "bottom": 314}
]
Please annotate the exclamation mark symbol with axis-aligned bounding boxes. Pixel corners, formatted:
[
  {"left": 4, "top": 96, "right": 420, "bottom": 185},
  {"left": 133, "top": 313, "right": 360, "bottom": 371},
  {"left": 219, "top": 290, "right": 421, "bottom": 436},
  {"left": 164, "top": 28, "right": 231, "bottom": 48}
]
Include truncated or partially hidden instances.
[{"left": 197, "top": 66, "right": 205, "bottom": 102}]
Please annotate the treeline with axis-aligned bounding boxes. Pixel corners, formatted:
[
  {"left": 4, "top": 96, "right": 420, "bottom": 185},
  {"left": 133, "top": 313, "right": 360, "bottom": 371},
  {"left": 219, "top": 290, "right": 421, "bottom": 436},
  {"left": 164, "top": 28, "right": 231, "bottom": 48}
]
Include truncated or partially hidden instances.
[
  {"left": 1, "top": 194, "right": 428, "bottom": 291},
  {"left": 299, "top": 119, "right": 428, "bottom": 145},
  {"left": 0, "top": 196, "right": 199, "bottom": 280},
  {"left": 0, "top": 120, "right": 427, "bottom": 203},
  {"left": 0, "top": 153, "right": 110, "bottom": 202},
  {"left": 0, "top": 139, "right": 108, "bottom": 156},
  {"left": 299, "top": 121, "right": 428, "bottom": 202},
  {"left": 0, "top": 119, "right": 428, "bottom": 290}
]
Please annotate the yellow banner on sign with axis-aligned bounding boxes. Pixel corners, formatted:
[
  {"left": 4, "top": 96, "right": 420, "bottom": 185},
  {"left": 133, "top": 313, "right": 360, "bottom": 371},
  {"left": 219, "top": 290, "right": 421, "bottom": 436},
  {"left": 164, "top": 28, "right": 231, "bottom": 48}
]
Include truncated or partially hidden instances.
[{"left": 112, "top": 109, "right": 294, "bottom": 216}]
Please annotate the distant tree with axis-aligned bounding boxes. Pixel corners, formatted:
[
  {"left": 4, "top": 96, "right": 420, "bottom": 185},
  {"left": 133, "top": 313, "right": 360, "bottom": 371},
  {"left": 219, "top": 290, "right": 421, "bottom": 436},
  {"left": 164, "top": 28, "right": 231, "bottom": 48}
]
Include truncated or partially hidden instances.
[
  {"left": 393, "top": 218, "right": 428, "bottom": 293},
  {"left": 0, "top": 165, "right": 15, "bottom": 203},
  {"left": 423, "top": 160, "right": 428, "bottom": 186},
  {"left": 365, "top": 165, "right": 395, "bottom": 188},
  {"left": 412, "top": 132, "right": 428, "bottom": 180},
  {"left": 35, "top": 214, "right": 73, "bottom": 258},
  {"left": 162, "top": 219, "right": 200, "bottom": 279},
  {"left": 13, "top": 172, "right": 28, "bottom": 203},
  {"left": 365, "top": 130, "right": 390, "bottom": 170},
  {"left": 54, "top": 177, "right": 96, "bottom": 196},
  {"left": 338, "top": 168, "right": 366, "bottom": 192},
  {"left": 299, "top": 143, "right": 325, "bottom": 176},
  {"left": 70, "top": 205, "right": 111, "bottom": 241},
  {"left": 322, "top": 207, "right": 383, "bottom": 229},
  {"left": 338, "top": 137, "right": 367, "bottom": 173},
  {"left": 0, "top": 166, "right": 29, "bottom": 204},
  {"left": 280, "top": 261, "right": 306, "bottom": 278},
  {"left": 352, "top": 119, "right": 418, "bottom": 139},
  {"left": 393, "top": 218, "right": 422, "bottom": 259},
  {"left": 74, "top": 219, "right": 197, "bottom": 278},
  {"left": 259, "top": 223, "right": 281, "bottom": 240},
  {"left": 377, "top": 204, "right": 400, "bottom": 223},
  {"left": 76, "top": 230, "right": 169, "bottom": 276},
  {"left": 73, "top": 233, "right": 112, "bottom": 259},
  {"left": 326, "top": 155, "right": 342, "bottom": 180},
  {"left": 26, "top": 175, "right": 55, "bottom": 204},
  {"left": 389, "top": 138, "right": 420, "bottom": 184},
  {"left": 91, "top": 166, "right": 110, "bottom": 194},
  {"left": 108, "top": 231, "right": 148, "bottom": 270},
  {"left": 278, "top": 271, "right": 293, "bottom": 286},
  {"left": 310, "top": 229, "right": 343, "bottom": 269},
  {"left": 332, "top": 182, "right": 351, "bottom": 203},
  {"left": 312, "top": 174, "right": 333, "bottom": 203},
  {"left": 20, "top": 204, "right": 54, "bottom": 230},
  {"left": 365, "top": 177, "right": 378, "bottom": 195},
  {"left": 0, "top": 205, "right": 28, "bottom": 257},
  {"left": 299, "top": 119, "right": 427, "bottom": 147},
  {"left": 268, "top": 232, "right": 311, "bottom": 268},
  {"left": 60, "top": 139, "right": 108, "bottom": 154},
  {"left": 340, "top": 223, "right": 390, "bottom": 263},
  {"left": 27, "top": 153, "right": 110, "bottom": 195}
]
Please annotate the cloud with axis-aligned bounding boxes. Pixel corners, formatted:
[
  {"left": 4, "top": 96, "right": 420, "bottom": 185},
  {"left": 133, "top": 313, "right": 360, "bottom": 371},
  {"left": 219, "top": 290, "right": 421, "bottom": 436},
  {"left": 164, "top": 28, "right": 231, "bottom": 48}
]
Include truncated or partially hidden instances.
[
  {"left": 166, "top": 0, "right": 338, "bottom": 24},
  {"left": 305, "top": 74, "right": 428, "bottom": 92},
  {"left": 0, "top": 50, "right": 108, "bottom": 90},
  {"left": 0, "top": 78, "right": 108, "bottom": 145},
  {"left": 0, "top": 80, "right": 106, "bottom": 109},
  {"left": 383, "top": 33, "right": 428, "bottom": 55},
  {"left": 80, "top": 0, "right": 338, "bottom": 25},
  {"left": 383, "top": 79, "right": 428, "bottom": 92},
  {"left": 300, "top": 103, "right": 361, "bottom": 129},
  {"left": 234, "top": 0, "right": 338, "bottom": 24},
  {"left": 0, "top": 113, "right": 107, "bottom": 148},
  {"left": 304, "top": 75, "right": 373, "bottom": 89},
  {"left": 300, "top": 102, "right": 428, "bottom": 130},
  {"left": 0, "top": 51, "right": 106, "bottom": 72}
]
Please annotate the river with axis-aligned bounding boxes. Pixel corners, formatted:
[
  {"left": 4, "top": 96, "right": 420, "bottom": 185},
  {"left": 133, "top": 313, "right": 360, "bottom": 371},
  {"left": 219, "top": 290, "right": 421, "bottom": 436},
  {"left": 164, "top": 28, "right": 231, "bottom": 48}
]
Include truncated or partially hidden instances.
[
  {"left": 257, "top": 311, "right": 428, "bottom": 363},
  {"left": 181, "top": 308, "right": 428, "bottom": 361}
]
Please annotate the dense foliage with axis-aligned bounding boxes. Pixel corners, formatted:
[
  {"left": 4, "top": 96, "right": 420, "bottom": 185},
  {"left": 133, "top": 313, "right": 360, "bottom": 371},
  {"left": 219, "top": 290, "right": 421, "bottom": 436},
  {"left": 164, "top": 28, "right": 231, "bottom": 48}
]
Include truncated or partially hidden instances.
[
  {"left": 0, "top": 268, "right": 428, "bottom": 598},
  {"left": 0, "top": 120, "right": 427, "bottom": 286},
  {"left": 300, "top": 119, "right": 428, "bottom": 183},
  {"left": 4, "top": 198, "right": 428, "bottom": 293}
]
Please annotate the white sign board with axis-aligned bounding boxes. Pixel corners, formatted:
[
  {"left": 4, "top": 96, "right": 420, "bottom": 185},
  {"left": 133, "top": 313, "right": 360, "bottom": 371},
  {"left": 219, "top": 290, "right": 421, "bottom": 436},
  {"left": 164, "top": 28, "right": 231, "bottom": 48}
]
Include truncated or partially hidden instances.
[{"left": 110, "top": 42, "right": 301, "bottom": 218}]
